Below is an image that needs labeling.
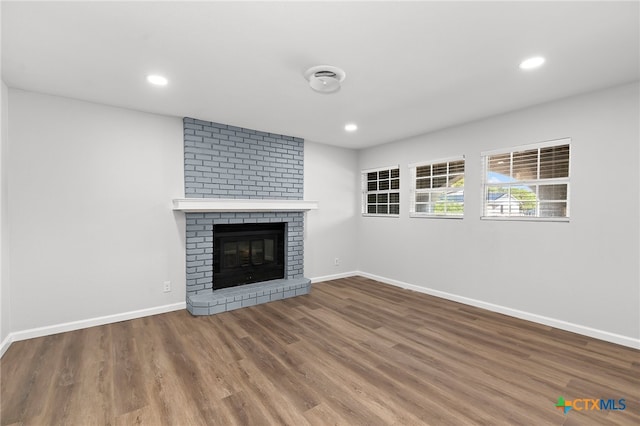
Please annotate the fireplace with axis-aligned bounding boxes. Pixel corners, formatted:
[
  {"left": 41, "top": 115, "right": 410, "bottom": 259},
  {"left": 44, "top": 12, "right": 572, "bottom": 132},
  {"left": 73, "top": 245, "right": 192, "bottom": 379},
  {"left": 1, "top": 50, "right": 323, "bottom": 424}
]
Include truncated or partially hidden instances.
[
  {"left": 213, "top": 222, "right": 285, "bottom": 290},
  {"left": 178, "top": 117, "right": 315, "bottom": 316},
  {"left": 181, "top": 211, "right": 313, "bottom": 316}
]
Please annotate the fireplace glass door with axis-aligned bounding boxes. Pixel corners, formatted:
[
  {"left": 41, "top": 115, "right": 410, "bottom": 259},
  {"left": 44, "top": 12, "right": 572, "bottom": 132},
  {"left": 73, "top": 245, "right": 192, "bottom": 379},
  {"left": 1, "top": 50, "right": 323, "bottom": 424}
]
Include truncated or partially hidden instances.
[
  {"left": 223, "top": 239, "right": 273, "bottom": 268},
  {"left": 213, "top": 223, "right": 285, "bottom": 290}
]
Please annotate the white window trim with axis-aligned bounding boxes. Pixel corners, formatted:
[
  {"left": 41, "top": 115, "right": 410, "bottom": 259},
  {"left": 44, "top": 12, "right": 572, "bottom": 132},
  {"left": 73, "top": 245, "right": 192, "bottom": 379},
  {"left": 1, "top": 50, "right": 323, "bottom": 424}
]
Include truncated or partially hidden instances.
[
  {"left": 409, "top": 156, "right": 465, "bottom": 219},
  {"left": 480, "top": 137, "right": 571, "bottom": 157},
  {"left": 481, "top": 138, "right": 571, "bottom": 222},
  {"left": 362, "top": 164, "right": 400, "bottom": 174},
  {"left": 362, "top": 164, "right": 400, "bottom": 217}
]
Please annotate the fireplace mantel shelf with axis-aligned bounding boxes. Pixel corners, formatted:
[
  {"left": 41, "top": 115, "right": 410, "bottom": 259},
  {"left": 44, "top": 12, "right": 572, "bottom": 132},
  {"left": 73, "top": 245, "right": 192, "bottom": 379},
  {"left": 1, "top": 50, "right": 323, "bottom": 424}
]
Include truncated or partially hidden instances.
[{"left": 172, "top": 198, "right": 319, "bottom": 213}]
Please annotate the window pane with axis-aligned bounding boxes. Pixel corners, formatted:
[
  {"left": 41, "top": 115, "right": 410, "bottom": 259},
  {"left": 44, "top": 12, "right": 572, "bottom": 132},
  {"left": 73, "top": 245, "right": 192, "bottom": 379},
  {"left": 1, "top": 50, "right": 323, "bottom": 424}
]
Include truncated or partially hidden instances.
[
  {"left": 390, "top": 168, "right": 400, "bottom": 179},
  {"left": 391, "top": 179, "right": 399, "bottom": 190},
  {"left": 539, "top": 202, "right": 567, "bottom": 217},
  {"left": 367, "top": 181, "right": 377, "bottom": 191},
  {"left": 415, "top": 203, "right": 428, "bottom": 213},
  {"left": 449, "top": 204, "right": 464, "bottom": 215},
  {"left": 377, "top": 193, "right": 388, "bottom": 203},
  {"left": 416, "top": 178, "right": 430, "bottom": 189},
  {"left": 445, "top": 191, "right": 464, "bottom": 204},
  {"left": 367, "top": 205, "right": 377, "bottom": 214},
  {"left": 512, "top": 149, "right": 538, "bottom": 180},
  {"left": 509, "top": 185, "right": 537, "bottom": 215},
  {"left": 449, "top": 160, "right": 465, "bottom": 174},
  {"left": 367, "top": 172, "right": 378, "bottom": 181},
  {"left": 441, "top": 198, "right": 464, "bottom": 215},
  {"left": 389, "top": 193, "right": 399, "bottom": 203},
  {"left": 488, "top": 154, "right": 510, "bottom": 175},
  {"left": 416, "top": 166, "right": 431, "bottom": 177},
  {"left": 377, "top": 205, "right": 388, "bottom": 214},
  {"left": 450, "top": 175, "right": 464, "bottom": 187},
  {"left": 379, "top": 180, "right": 390, "bottom": 190},
  {"left": 379, "top": 170, "right": 390, "bottom": 180},
  {"left": 538, "top": 184, "right": 567, "bottom": 201},
  {"left": 430, "top": 191, "right": 444, "bottom": 202},
  {"left": 416, "top": 193, "right": 430, "bottom": 203},
  {"left": 540, "top": 145, "right": 570, "bottom": 178},
  {"left": 389, "top": 204, "right": 399, "bottom": 215},
  {"left": 432, "top": 176, "right": 447, "bottom": 188},
  {"left": 368, "top": 194, "right": 377, "bottom": 203},
  {"left": 485, "top": 187, "right": 516, "bottom": 216},
  {"left": 432, "top": 163, "right": 447, "bottom": 176}
]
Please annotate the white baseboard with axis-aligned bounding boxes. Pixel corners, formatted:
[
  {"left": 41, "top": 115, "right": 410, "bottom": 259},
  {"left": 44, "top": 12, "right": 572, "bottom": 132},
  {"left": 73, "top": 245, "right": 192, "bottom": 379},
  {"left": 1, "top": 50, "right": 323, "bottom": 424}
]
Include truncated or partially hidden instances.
[
  {"left": 3, "top": 273, "right": 638, "bottom": 357},
  {"left": 309, "top": 271, "right": 358, "bottom": 283},
  {"left": 0, "top": 302, "right": 186, "bottom": 358},
  {"left": 356, "top": 271, "right": 640, "bottom": 350},
  {"left": 0, "top": 333, "right": 13, "bottom": 358}
]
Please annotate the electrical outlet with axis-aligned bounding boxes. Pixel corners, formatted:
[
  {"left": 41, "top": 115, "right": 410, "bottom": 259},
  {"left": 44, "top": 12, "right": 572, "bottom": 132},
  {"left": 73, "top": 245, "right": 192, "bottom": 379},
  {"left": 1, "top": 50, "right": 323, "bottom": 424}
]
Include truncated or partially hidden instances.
[
  {"left": 163, "top": 281, "right": 171, "bottom": 292},
  {"left": 334, "top": 258, "right": 340, "bottom": 266}
]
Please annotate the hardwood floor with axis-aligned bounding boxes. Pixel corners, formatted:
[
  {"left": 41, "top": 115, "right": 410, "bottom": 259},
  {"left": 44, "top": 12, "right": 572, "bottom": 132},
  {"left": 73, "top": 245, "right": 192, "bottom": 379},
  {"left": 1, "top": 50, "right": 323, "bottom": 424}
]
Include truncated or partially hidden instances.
[{"left": 1, "top": 276, "right": 639, "bottom": 425}]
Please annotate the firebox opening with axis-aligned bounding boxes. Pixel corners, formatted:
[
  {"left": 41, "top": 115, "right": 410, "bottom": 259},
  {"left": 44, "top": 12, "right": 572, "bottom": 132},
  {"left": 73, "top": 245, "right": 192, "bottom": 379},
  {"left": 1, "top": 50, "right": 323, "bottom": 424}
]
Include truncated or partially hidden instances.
[{"left": 213, "top": 222, "right": 285, "bottom": 290}]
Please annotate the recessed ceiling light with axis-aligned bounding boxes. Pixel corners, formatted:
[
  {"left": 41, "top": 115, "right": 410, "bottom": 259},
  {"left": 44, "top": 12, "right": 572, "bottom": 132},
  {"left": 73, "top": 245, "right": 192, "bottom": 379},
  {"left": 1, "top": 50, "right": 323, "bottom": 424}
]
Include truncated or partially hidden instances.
[
  {"left": 345, "top": 123, "right": 358, "bottom": 132},
  {"left": 519, "top": 56, "right": 545, "bottom": 70},
  {"left": 147, "top": 74, "right": 168, "bottom": 86}
]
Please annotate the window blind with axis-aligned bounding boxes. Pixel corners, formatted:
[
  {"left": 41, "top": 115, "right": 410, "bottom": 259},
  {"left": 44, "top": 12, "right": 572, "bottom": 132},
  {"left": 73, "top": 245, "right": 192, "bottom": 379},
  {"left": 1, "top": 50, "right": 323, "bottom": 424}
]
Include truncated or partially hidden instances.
[
  {"left": 362, "top": 166, "right": 400, "bottom": 216},
  {"left": 481, "top": 139, "right": 570, "bottom": 220},
  {"left": 409, "top": 157, "right": 465, "bottom": 218}
]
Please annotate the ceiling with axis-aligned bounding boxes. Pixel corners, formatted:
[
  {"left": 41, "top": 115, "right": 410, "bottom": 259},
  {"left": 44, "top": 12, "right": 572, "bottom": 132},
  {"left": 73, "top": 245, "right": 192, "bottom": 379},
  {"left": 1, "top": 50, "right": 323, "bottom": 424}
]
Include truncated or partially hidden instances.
[{"left": 2, "top": 1, "right": 639, "bottom": 149}]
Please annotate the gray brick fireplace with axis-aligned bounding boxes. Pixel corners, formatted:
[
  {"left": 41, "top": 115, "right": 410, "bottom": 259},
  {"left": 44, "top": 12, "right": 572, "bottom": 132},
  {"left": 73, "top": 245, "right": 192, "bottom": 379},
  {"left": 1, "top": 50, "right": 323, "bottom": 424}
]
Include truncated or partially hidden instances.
[{"left": 175, "top": 118, "right": 315, "bottom": 315}]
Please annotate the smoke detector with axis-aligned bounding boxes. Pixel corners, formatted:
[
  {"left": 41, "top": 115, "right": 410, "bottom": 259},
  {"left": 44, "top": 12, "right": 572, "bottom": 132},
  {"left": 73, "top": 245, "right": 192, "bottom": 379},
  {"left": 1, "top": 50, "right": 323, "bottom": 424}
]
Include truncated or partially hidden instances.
[{"left": 304, "top": 65, "right": 346, "bottom": 94}]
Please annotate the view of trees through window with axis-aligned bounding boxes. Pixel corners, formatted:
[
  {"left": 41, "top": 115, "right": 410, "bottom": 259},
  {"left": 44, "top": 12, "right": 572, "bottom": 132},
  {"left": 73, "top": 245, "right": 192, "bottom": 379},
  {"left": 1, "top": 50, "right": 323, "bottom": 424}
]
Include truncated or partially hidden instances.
[
  {"left": 482, "top": 141, "right": 570, "bottom": 218},
  {"left": 362, "top": 140, "right": 569, "bottom": 221}
]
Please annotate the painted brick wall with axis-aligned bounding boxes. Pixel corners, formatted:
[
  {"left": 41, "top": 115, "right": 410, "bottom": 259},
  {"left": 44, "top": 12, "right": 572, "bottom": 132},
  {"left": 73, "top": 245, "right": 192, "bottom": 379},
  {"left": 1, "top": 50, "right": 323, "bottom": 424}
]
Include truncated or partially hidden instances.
[
  {"left": 183, "top": 117, "right": 303, "bottom": 199},
  {"left": 182, "top": 118, "right": 306, "bottom": 297}
]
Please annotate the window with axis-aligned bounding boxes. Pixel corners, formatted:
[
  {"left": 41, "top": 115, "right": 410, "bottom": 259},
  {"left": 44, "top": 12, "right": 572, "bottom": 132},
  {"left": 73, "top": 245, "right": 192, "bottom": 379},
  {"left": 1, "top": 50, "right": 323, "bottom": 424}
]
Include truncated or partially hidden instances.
[
  {"left": 481, "top": 138, "right": 570, "bottom": 220},
  {"left": 409, "top": 157, "right": 465, "bottom": 218},
  {"left": 362, "top": 166, "right": 400, "bottom": 216}
]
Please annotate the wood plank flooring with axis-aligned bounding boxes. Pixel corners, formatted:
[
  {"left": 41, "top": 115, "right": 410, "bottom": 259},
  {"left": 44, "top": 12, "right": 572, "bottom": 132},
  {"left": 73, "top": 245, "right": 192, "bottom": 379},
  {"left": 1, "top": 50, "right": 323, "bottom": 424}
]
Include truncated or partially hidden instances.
[{"left": 1, "top": 276, "right": 639, "bottom": 425}]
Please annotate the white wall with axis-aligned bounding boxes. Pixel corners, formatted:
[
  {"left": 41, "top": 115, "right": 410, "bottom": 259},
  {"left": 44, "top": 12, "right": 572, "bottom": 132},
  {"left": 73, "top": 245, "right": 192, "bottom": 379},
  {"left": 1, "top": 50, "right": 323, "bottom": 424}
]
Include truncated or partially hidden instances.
[
  {"left": 3, "top": 89, "right": 362, "bottom": 342},
  {"left": 358, "top": 82, "right": 639, "bottom": 344},
  {"left": 4, "top": 83, "right": 637, "bottom": 348},
  {"left": 7, "top": 89, "right": 186, "bottom": 332},
  {"left": 304, "top": 141, "right": 359, "bottom": 280},
  {"left": 1, "top": 81, "right": 10, "bottom": 349}
]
